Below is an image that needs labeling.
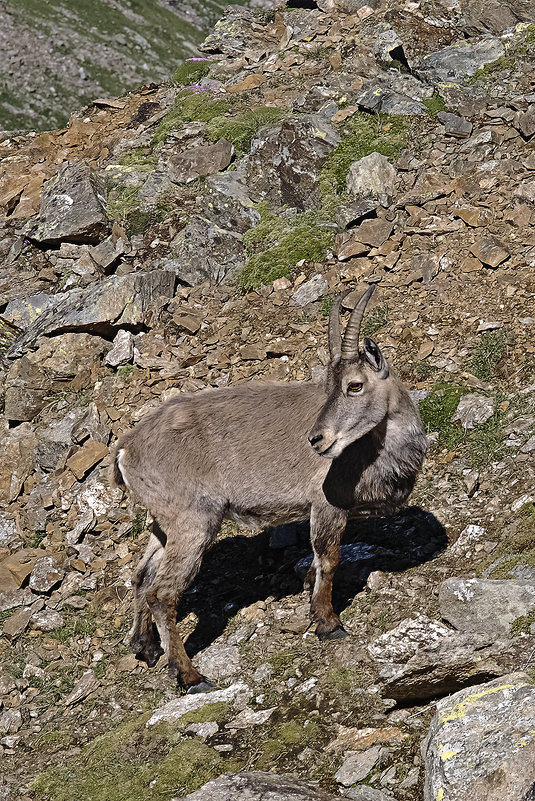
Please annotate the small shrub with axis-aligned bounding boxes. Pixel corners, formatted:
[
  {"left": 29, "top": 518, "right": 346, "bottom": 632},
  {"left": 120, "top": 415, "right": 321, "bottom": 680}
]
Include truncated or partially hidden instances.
[{"left": 468, "top": 330, "right": 508, "bottom": 381}]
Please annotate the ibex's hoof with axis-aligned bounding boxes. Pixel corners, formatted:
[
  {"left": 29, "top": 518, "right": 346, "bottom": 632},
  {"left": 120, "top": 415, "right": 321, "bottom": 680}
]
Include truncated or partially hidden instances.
[
  {"left": 186, "top": 678, "right": 214, "bottom": 695},
  {"left": 317, "top": 625, "right": 348, "bottom": 641}
]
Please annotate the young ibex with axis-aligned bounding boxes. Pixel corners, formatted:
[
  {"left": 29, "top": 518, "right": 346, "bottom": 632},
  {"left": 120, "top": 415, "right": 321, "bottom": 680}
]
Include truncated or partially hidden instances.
[{"left": 114, "top": 286, "right": 427, "bottom": 692}]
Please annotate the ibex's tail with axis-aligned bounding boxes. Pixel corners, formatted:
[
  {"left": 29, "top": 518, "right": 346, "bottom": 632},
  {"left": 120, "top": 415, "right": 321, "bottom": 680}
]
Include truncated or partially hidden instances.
[{"left": 112, "top": 447, "right": 128, "bottom": 489}]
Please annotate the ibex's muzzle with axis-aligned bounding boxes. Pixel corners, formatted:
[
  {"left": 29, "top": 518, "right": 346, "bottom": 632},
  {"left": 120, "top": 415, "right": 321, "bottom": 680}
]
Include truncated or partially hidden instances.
[{"left": 308, "top": 427, "right": 338, "bottom": 457}]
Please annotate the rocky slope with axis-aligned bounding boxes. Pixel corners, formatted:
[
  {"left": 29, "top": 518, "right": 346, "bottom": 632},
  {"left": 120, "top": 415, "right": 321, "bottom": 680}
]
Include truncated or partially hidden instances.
[
  {"left": 1, "top": 1, "right": 535, "bottom": 800},
  {"left": 0, "top": 0, "right": 277, "bottom": 133}
]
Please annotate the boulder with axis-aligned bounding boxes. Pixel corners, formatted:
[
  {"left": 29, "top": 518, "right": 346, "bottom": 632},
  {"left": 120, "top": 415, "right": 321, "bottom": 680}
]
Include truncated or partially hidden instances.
[
  {"left": 346, "top": 153, "right": 397, "bottom": 206},
  {"left": 416, "top": 37, "right": 505, "bottom": 83},
  {"left": 0, "top": 425, "right": 37, "bottom": 504},
  {"left": 25, "top": 162, "right": 110, "bottom": 246},
  {"left": 247, "top": 116, "right": 340, "bottom": 211},
  {"left": 439, "top": 577, "right": 535, "bottom": 636},
  {"left": 163, "top": 216, "right": 246, "bottom": 285},
  {"left": 422, "top": 673, "right": 535, "bottom": 801}
]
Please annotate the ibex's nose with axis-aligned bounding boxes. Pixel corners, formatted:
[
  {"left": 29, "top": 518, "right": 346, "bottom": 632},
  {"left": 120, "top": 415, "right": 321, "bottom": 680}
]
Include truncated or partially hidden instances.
[{"left": 309, "top": 432, "right": 323, "bottom": 448}]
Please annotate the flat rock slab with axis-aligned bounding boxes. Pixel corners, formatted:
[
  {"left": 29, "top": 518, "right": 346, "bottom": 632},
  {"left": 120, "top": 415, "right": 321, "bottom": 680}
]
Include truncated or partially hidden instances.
[
  {"left": 439, "top": 577, "right": 535, "bottom": 636},
  {"left": 422, "top": 672, "right": 535, "bottom": 801},
  {"left": 25, "top": 162, "right": 109, "bottom": 246},
  {"left": 451, "top": 393, "right": 495, "bottom": 429},
  {"left": 174, "top": 771, "right": 341, "bottom": 801},
  {"left": 470, "top": 235, "right": 509, "bottom": 267},
  {"left": 147, "top": 682, "right": 252, "bottom": 727},
  {"left": 416, "top": 37, "right": 505, "bottom": 83},
  {"left": 335, "top": 745, "right": 383, "bottom": 786},
  {"left": 168, "top": 138, "right": 234, "bottom": 183},
  {"left": 6, "top": 271, "right": 175, "bottom": 359},
  {"left": 437, "top": 112, "right": 473, "bottom": 138}
]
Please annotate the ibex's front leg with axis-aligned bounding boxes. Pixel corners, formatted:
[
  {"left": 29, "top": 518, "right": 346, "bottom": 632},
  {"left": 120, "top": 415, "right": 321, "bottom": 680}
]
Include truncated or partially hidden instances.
[{"left": 308, "top": 504, "right": 348, "bottom": 640}]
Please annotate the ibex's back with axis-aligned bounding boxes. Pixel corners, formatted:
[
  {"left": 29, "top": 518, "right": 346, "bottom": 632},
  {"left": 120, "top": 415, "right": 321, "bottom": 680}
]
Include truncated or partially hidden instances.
[{"left": 114, "top": 287, "right": 427, "bottom": 692}]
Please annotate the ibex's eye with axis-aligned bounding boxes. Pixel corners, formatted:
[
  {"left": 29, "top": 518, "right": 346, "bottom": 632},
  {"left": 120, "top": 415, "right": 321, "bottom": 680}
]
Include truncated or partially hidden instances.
[{"left": 347, "top": 382, "right": 363, "bottom": 395}]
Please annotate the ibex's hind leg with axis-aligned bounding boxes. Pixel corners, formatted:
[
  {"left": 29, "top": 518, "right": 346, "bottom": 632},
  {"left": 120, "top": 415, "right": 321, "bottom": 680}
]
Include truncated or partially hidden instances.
[
  {"left": 309, "top": 504, "right": 348, "bottom": 641},
  {"left": 130, "top": 526, "right": 165, "bottom": 667},
  {"left": 145, "top": 512, "right": 220, "bottom": 692}
]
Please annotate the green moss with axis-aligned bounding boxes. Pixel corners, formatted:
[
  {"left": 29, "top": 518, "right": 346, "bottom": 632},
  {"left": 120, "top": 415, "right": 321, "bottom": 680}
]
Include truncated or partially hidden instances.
[
  {"left": 152, "top": 92, "right": 232, "bottom": 145},
  {"left": 418, "top": 382, "right": 469, "bottom": 450},
  {"left": 172, "top": 60, "right": 214, "bottom": 86},
  {"left": 30, "top": 713, "right": 232, "bottom": 801},
  {"left": 411, "top": 360, "right": 438, "bottom": 380},
  {"left": 256, "top": 715, "right": 322, "bottom": 766},
  {"left": 320, "top": 112, "right": 410, "bottom": 211},
  {"left": 511, "top": 610, "right": 535, "bottom": 636},
  {"left": 29, "top": 530, "right": 47, "bottom": 548},
  {"left": 239, "top": 206, "right": 334, "bottom": 291},
  {"left": 468, "top": 330, "right": 508, "bottom": 382},
  {"left": 206, "top": 107, "right": 286, "bottom": 156},
  {"left": 117, "top": 148, "right": 158, "bottom": 173},
  {"left": 483, "top": 507, "right": 535, "bottom": 579},
  {"left": 177, "top": 701, "right": 230, "bottom": 727},
  {"left": 33, "top": 729, "right": 75, "bottom": 749},
  {"left": 268, "top": 647, "right": 300, "bottom": 675},
  {"left": 465, "top": 24, "right": 535, "bottom": 86},
  {"left": 423, "top": 91, "right": 447, "bottom": 116},
  {"left": 362, "top": 303, "right": 389, "bottom": 337}
]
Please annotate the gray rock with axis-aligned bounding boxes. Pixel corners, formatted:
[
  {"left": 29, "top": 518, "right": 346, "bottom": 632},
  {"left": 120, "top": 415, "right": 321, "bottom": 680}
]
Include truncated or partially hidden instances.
[
  {"left": 437, "top": 112, "right": 473, "bottom": 139},
  {"left": 0, "top": 588, "right": 34, "bottom": 613},
  {"left": 291, "top": 274, "right": 329, "bottom": 307},
  {"left": 26, "top": 162, "right": 109, "bottom": 246},
  {"left": 0, "top": 709, "right": 22, "bottom": 736},
  {"left": 196, "top": 643, "right": 241, "bottom": 680},
  {"left": 247, "top": 115, "right": 340, "bottom": 211},
  {"left": 163, "top": 216, "right": 246, "bottom": 285},
  {"left": 89, "top": 235, "right": 124, "bottom": 272},
  {"left": 0, "top": 515, "right": 20, "bottom": 548},
  {"left": 64, "top": 669, "right": 100, "bottom": 706},
  {"left": 516, "top": 105, "right": 535, "bottom": 139},
  {"left": 439, "top": 577, "right": 535, "bottom": 636},
  {"left": 2, "top": 293, "right": 59, "bottom": 329},
  {"left": 30, "top": 608, "right": 64, "bottom": 632},
  {"left": 344, "top": 788, "right": 393, "bottom": 801},
  {"left": 357, "top": 84, "right": 426, "bottom": 115},
  {"left": 168, "top": 138, "right": 234, "bottom": 183},
  {"left": 6, "top": 271, "right": 174, "bottom": 358},
  {"left": 105, "top": 329, "right": 134, "bottom": 367},
  {"left": 203, "top": 166, "right": 261, "bottom": 234},
  {"left": 29, "top": 557, "right": 64, "bottom": 593},
  {"left": 335, "top": 746, "right": 383, "bottom": 785},
  {"left": 368, "top": 615, "right": 453, "bottom": 663},
  {"left": 422, "top": 672, "right": 535, "bottom": 801},
  {"left": 174, "top": 771, "right": 341, "bottom": 801},
  {"left": 451, "top": 394, "right": 494, "bottom": 429},
  {"left": 346, "top": 153, "right": 397, "bottom": 206},
  {"left": 416, "top": 37, "right": 505, "bottom": 83}
]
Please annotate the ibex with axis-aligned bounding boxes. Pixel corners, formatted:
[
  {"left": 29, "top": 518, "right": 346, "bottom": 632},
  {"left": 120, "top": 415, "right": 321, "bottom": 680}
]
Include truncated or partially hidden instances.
[{"left": 113, "top": 286, "right": 427, "bottom": 692}]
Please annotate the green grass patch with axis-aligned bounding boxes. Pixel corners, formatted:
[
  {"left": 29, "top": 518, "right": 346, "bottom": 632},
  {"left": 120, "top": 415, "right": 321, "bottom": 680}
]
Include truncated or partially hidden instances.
[
  {"left": 30, "top": 712, "right": 234, "bottom": 801},
  {"left": 239, "top": 205, "right": 333, "bottom": 291},
  {"left": 117, "top": 148, "right": 158, "bottom": 173},
  {"left": 418, "top": 382, "right": 469, "bottom": 450},
  {"left": 465, "top": 24, "right": 535, "bottom": 85},
  {"left": 320, "top": 112, "right": 411, "bottom": 211},
  {"left": 511, "top": 610, "right": 535, "bottom": 636},
  {"left": 467, "top": 330, "right": 508, "bottom": 382},
  {"left": 152, "top": 92, "right": 232, "bottom": 145},
  {"left": 172, "top": 60, "right": 214, "bottom": 86},
  {"left": 49, "top": 608, "right": 98, "bottom": 644},
  {"left": 423, "top": 91, "right": 447, "bottom": 116},
  {"left": 483, "top": 503, "right": 535, "bottom": 579},
  {"left": 206, "top": 107, "right": 286, "bottom": 156},
  {"left": 362, "top": 303, "right": 389, "bottom": 337},
  {"left": 411, "top": 360, "right": 438, "bottom": 380},
  {"left": 29, "top": 530, "right": 47, "bottom": 548}
]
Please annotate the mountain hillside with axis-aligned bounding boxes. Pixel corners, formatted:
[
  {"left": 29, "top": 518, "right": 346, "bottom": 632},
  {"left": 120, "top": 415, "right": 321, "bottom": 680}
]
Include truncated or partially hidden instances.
[
  {"left": 0, "top": 0, "right": 276, "bottom": 132},
  {"left": 1, "top": 1, "right": 535, "bottom": 800}
]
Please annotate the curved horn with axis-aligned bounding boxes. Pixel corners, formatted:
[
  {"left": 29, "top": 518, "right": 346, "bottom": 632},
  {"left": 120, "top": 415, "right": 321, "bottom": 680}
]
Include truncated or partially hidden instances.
[
  {"left": 328, "top": 290, "right": 351, "bottom": 361},
  {"left": 340, "top": 285, "right": 375, "bottom": 361}
]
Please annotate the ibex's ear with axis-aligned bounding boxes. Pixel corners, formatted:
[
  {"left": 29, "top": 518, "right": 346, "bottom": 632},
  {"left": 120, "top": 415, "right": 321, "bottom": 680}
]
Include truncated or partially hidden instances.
[{"left": 363, "top": 337, "right": 389, "bottom": 378}]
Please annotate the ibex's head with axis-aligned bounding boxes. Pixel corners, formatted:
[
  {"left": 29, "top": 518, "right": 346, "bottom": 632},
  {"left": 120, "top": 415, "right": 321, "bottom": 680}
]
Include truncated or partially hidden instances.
[{"left": 309, "top": 286, "right": 391, "bottom": 459}]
